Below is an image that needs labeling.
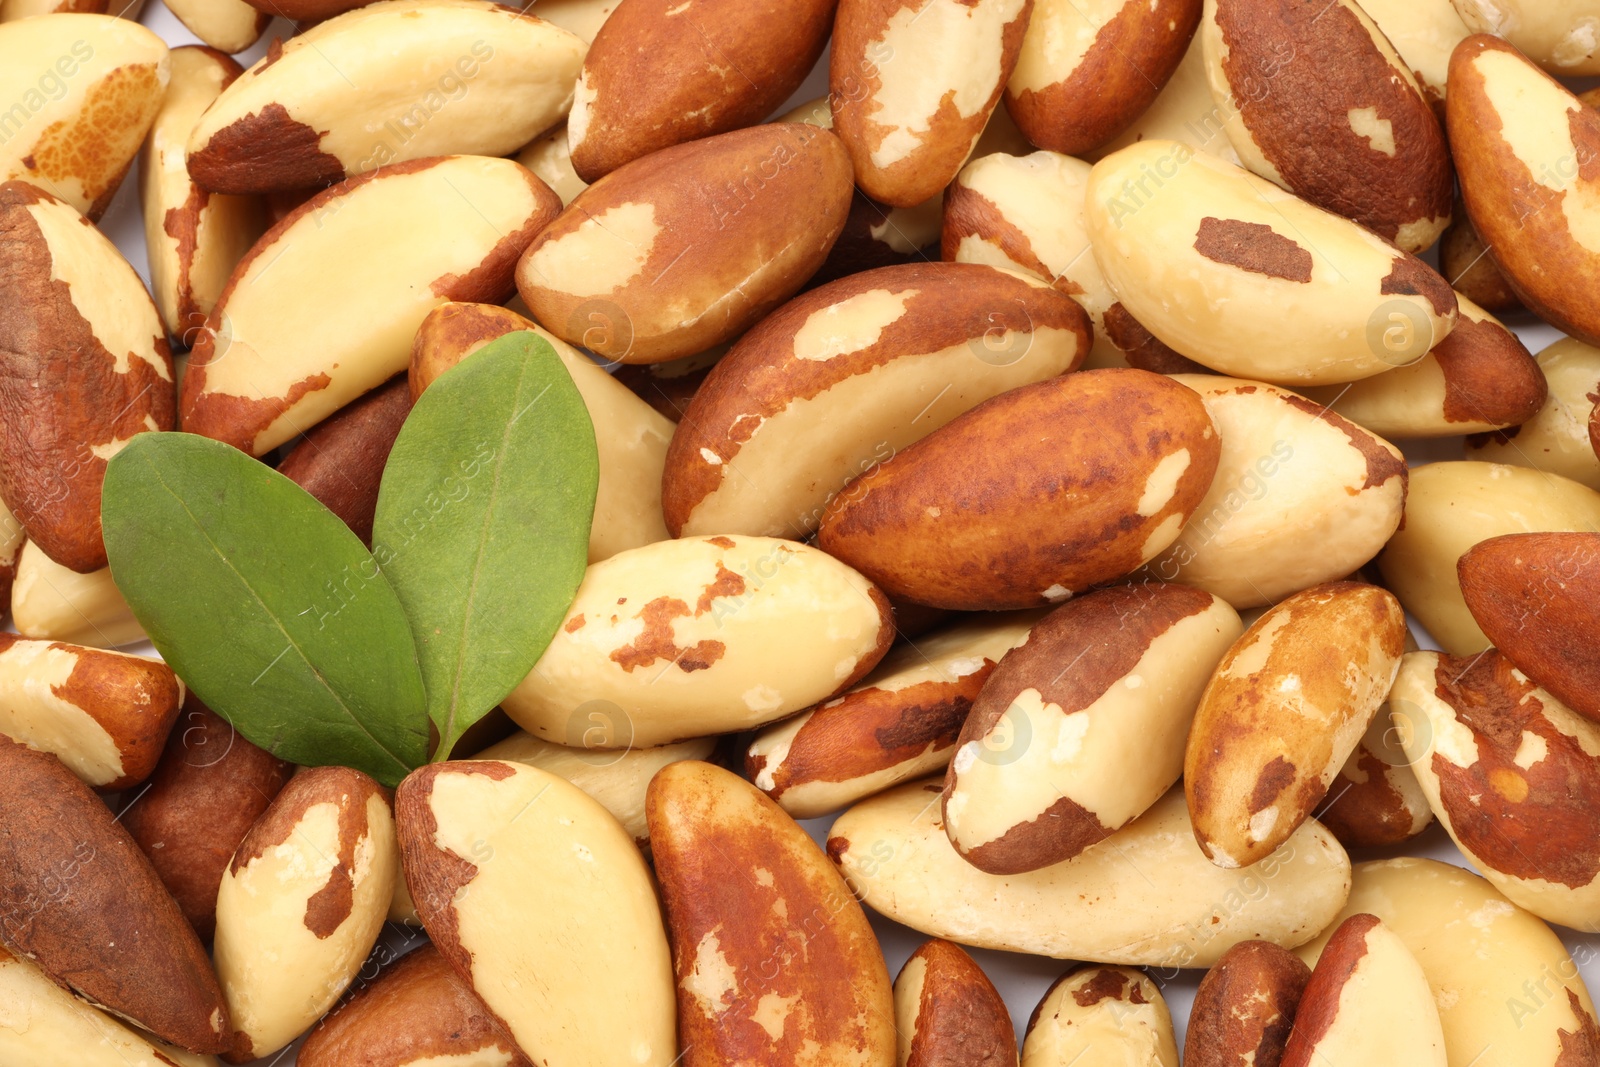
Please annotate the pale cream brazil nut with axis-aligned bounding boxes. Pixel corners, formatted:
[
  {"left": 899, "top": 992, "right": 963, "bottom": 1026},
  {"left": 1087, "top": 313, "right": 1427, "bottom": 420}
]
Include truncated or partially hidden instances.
[
  {"left": 1453, "top": 0, "right": 1600, "bottom": 75},
  {"left": 1358, "top": 0, "right": 1472, "bottom": 111},
  {"left": 1091, "top": 32, "right": 1241, "bottom": 163},
  {"left": 160, "top": 0, "right": 267, "bottom": 55},
  {"left": 10, "top": 541, "right": 144, "bottom": 649},
  {"left": 1022, "top": 966, "right": 1179, "bottom": 1067}
]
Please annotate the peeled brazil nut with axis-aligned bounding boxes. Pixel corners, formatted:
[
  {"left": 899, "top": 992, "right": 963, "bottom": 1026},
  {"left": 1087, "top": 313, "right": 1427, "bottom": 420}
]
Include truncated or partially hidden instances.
[
  {"left": 161, "top": 0, "right": 267, "bottom": 55},
  {"left": 1392, "top": 650, "right": 1600, "bottom": 932},
  {"left": 121, "top": 701, "right": 292, "bottom": 942},
  {"left": 746, "top": 610, "right": 1041, "bottom": 821},
  {"left": 0, "top": 945, "right": 217, "bottom": 1067},
  {"left": 298, "top": 944, "right": 530, "bottom": 1067},
  {"left": 1006, "top": 0, "right": 1201, "bottom": 157},
  {"left": 1459, "top": 532, "right": 1600, "bottom": 721},
  {"left": 500, "top": 535, "right": 893, "bottom": 747},
  {"left": 139, "top": 46, "right": 266, "bottom": 346},
  {"left": 0, "top": 14, "right": 168, "bottom": 220},
  {"left": 1023, "top": 965, "right": 1178, "bottom": 1067},
  {"left": 648, "top": 761, "right": 896, "bottom": 1067},
  {"left": 895, "top": 940, "right": 1016, "bottom": 1067},
  {"left": 828, "top": 782, "right": 1351, "bottom": 967},
  {"left": 214, "top": 767, "right": 395, "bottom": 1062},
  {"left": 662, "top": 262, "right": 1091, "bottom": 539},
  {"left": 182, "top": 155, "right": 559, "bottom": 457},
  {"left": 1186, "top": 583, "right": 1407, "bottom": 869},
  {"left": 0, "top": 180, "right": 175, "bottom": 573},
  {"left": 943, "top": 583, "right": 1242, "bottom": 875},
  {"left": 1298, "top": 857, "right": 1600, "bottom": 1067},
  {"left": 473, "top": 730, "right": 715, "bottom": 847},
  {"left": 0, "top": 504, "right": 22, "bottom": 612},
  {"left": 1376, "top": 461, "right": 1600, "bottom": 655},
  {"left": 1453, "top": 0, "right": 1600, "bottom": 76},
  {"left": 528, "top": 0, "right": 618, "bottom": 41},
  {"left": 1467, "top": 337, "right": 1600, "bottom": 489},
  {"left": 817, "top": 369, "right": 1221, "bottom": 611},
  {"left": 397, "top": 761, "right": 676, "bottom": 1067},
  {"left": 0, "top": 738, "right": 230, "bottom": 1053},
  {"left": 1086, "top": 141, "right": 1458, "bottom": 384},
  {"left": 0, "top": 634, "right": 183, "bottom": 791},
  {"left": 1358, "top": 0, "right": 1472, "bottom": 112},
  {"left": 187, "top": 0, "right": 583, "bottom": 193},
  {"left": 1440, "top": 202, "right": 1523, "bottom": 312},
  {"left": 1281, "top": 914, "right": 1445, "bottom": 1067},
  {"left": 1092, "top": 32, "right": 1241, "bottom": 163},
  {"left": 522, "top": 124, "right": 852, "bottom": 365},
  {"left": 1145, "top": 376, "right": 1408, "bottom": 609},
  {"left": 11, "top": 540, "right": 144, "bottom": 649},
  {"left": 567, "top": 0, "right": 835, "bottom": 181},
  {"left": 516, "top": 124, "right": 587, "bottom": 207},
  {"left": 830, "top": 0, "right": 1033, "bottom": 207},
  {"left": 1312, "top": 706, "right": 1433, "bottom": 849},
  {"left": 1302, "top": 295, "right": 1546, "bottom": 439},
  {"left": 1449, "top": 35, "right": 1600, "bottom": 346},
  {"left": 410, "top": 302, "right": 673, "bottom": 562},
  {"left": 1185, "top": 941, "right": 1309, "bottom": 1067},
  {"left": 1200, "top": 0, "right": 1453, "bottom": 253}
]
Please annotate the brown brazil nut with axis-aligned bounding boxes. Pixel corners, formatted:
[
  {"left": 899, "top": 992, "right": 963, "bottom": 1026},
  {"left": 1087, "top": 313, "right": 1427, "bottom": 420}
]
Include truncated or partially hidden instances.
[
  {"left": 1312, "top": 708, "right": 1433, "bottom": 849},
  {"left": 1439, "top": 202, "right": 1523, "bottom": 313},
  {"left": 894, "top": 939, "right": 1016, "bottom": 1067},
  {"left": 1186, "top": 940, "right": 1310, "bottom": 1067},
  {"left": 817, "top": 369, "right": 1221, "bottom": 611},
  {"left": 1466, "top": 336, "right": 1600, "bottom": 489}
]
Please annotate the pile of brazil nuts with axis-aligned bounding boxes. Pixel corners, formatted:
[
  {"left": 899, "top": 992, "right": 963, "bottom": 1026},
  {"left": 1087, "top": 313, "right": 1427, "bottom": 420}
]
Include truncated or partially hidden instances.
[{"left": 7, "top": 0, "right": 1600, "bottom": 1063}]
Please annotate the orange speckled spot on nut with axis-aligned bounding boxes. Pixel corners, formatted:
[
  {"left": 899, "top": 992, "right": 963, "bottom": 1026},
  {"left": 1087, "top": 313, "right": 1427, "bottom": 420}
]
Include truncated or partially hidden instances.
[{"left": 26, "top": 63, "right": 163, "bottom": 218}]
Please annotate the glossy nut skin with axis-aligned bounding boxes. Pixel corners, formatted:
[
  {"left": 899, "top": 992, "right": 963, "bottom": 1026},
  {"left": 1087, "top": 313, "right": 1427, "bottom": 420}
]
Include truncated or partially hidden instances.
[
  {"left": 894, "top": 940, "right": 1016, "bottom": 1067},
  {"left": 817, "top": 369, "right": 1221, "bottom": 611},
  {"left": 1091, "top": 32, "right": 1241, "bottom": 163},
  {"left": 1185, "top": 941, "right": 1309, "bottom": 1067},
  {"left": 648, "top": 761, "right": 896, "bottom": 1067},
  {"left": 276, "top": 376, "right": 412, "bottom": 548},
  {"left": 1022, "top": 966, "right": 1178, "bottom": 1067},
  {"left": 1467, "top": 337, "right": 1600, "bottom": 489}
]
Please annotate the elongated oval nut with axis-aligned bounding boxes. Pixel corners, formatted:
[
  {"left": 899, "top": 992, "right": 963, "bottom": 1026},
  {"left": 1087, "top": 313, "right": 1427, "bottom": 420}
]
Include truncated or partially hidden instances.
[
  {"left": 502, "top": 535, "right": 893, "bottom": 747},
  {"left": 0, "top": 738, "right": 231, "bottom": 1053},
  {"left": 1187, "top": 582, "right": 1407, "bottom": 868},
  {"left": 187, "top": 0, "right": 584, "bottom": 192},
  {"left": 818, "top": 369, "right": 1221, "bottom": 611},
  {"left": 895, "top": 939, "right": 1016, "bottom": 1067},
  {"left": 298, "top": 943, "right": 531, "bottom": 1067},
  {"left": 518, "top": 123, "right": 853, "bottom": 364},
  {"left": 1093, "top": 32, "right": 1241, "bottom": 163},
  {"left": 1186, "top": 941, "right": 1309, "bottom": 1067},
  {"left": 831, "top": 0, "right": 1032, "bottom": 207},
  {"left": 121, "top": 702, "right": 292, "bottom": 941},
  {"left": 1311, "top": 706, "right": 1432, "bottom": 849},
  {"left": 747, "top": 611, "right": 1041, "bottom": 820},
  {"left": 409, "top": 302, "right": 672, "bottom": 562},
  {"left": 1297, "top": 857, "right": 1600, "bottom": 1067},
  {"left": 161, "top": 0, "right": 267, "bottom": 54},
  {"left": 569, "top": 0, "right": 835, "bottom": 180},
  {"left": 1358, "top": 0, "right": 1471, "bottom": 111},
  {"left": 0, "top": 180, "right": 174, "bottom": 573},
  {"left": 944, "top": 583, "right": 1241, "bottom": 874},
  {"left": 1200, "top": 0, "right": 1453, "bottom": 253},
  {"left": 0, "top": 634, "right": 183, "bottom": 791},
  {"left": 1146, "top": 376, "right": 1407, "bottom": 609},
  {"left": 1377, "top": 461, "right": 1600, "bottom": 655},
  {"left": 1303, "top": 295, "right": 1546, "bottom": 439},
  {"left": 1007, "top": 0, "right": 1200, "bottom": 157},
  {"left": 397, "top": 761, "right": 677, "bottom": 1067},
  {"left": 1454, "top": 0, "right": 1600, "bottom": 76},
  {"left": 276, "top": 376, "right": 413, "bottom": 547},
  {"left": 11, "top": 540, "right": 144, "bottom": 649},
  {"left": 663, "top": 262, "right": 1091, "bottom": 540},
  {"left": 182, "top": 155, "right": 559, "bottom": 457},
  {"left": 472, "top": 730, "right": 715, "bottom": 846},
  {"left": 648, "top": 761, "right": 896, "bottom": 1067},
  {"left": 828, "top": 782, "right": 1351, "bottom": 967},
  {"left": 1022, "top": 966, "right": 1178, "bottom": 1067},
  {"left": 1440, "top": 202, "right": 1523, "bottom": 311},
  {"left": 214, "top": 766, "right": 395, "bottom": 1062},
  {"left": 0, "top": 14, "right": 168, "bottom": 219},
  {"left": 1467, "top": 337, "right": 1600, "bottom": 488},
  {"left": 1281, "top": 914, "right": 1445, "bottom": 1067},
  {"left": 1392, "top": 649, "right": 1600, "bottom": 931},
  {"left": 1087, "top": 141, "right": 1457, "bottom": 384},
  {"left": 517, "top": 124, "right": 587, "bottom": 207},
  {"left": 140, "top": 46, "right": 266, "bottom": 345},
  {"left": 0, "top": 945, "right": 217, "bottom": 1067}
]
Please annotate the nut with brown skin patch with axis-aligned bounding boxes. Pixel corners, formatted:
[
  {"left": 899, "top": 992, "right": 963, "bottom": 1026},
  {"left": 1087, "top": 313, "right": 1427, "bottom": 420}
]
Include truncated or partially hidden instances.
[
  {"left": 275, "top": 375, "right": 412, "bottom": 547},
  {"left": 817, "top": 369, "right": 1222, "bottom": 611},
  {"left": 1358, "top": 0, "right": 1472, "bottom": 113},
  {"left": 1023, "top": 965, "right": 1177, "bottom": 1066},
  {"left": 1092, "top": 31, "right": 1243, "bottom": 163},
  {"left": 1312, "top": 706, "right": 1433, "bottom": 849},
  {"left": 895, "top": 940, "right": 1016, "bottom": 1067},
  {"left": 943, "top": 584, "right": 1242, "bottom": 874},
  {"left": 0, "top": 737, "right": 232, "bottom": 1054},
  {"left": 1440, "top": 200, "right": 1523, "bottom": 313},
  {"left": 1467, "top": 337, "right": 1600, "bottom": 489},
  {"left": 213, "top": 765, "right": 396, "bottom": 1063},
  {"left": 1185, "top": 582, "right": 1408, "bottom": 868},
  {"left": 160, "top": 0, "right": 268, "bottom": 54},
  {"left": 1186, "top": 941, "right": 1309, "bottom": 1067},
  {"left": 120, "top": 700, "right": 292, "bottom": 942},
  {"left": 647, "top": 760, "right": 896, "bottom": 1067}
]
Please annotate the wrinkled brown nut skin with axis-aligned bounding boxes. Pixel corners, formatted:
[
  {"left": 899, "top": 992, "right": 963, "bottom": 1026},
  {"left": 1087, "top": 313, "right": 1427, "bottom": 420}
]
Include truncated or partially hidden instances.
[
  {"left": 1458, "top": 532, "right": 1600, "bottom": 723},
  {"left": 0, "top": 736, "right": 231, "bottom": 1053},
  {"left": 1430, "top": 308, "right": 1548, "bottom": 429},
  {"left": 1102, "top": 302, "right": 1210, "bottom": 374},
  {"left": 897, "top": 939, "right": 1016, "bottom": 1067},
  {"left": 121, "top": 700, "right": 292, "bottom": 942},
  {"left": 1186, "top": 940, "right": 1310, "bottom": 1067},
  {"left": 1439, "top": 204, "right": 1522, "bottom": 313},
  {"left": 276, "top": 375, "right": 413, "bottom": 546},
  {"left": 298, "top": 943, "right": 532, "bottom": 1067}
]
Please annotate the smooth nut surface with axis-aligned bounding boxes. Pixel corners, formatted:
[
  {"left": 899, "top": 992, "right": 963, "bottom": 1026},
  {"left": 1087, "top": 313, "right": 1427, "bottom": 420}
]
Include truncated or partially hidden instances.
[
  {"left": 1466, "top": 337, "right": 1600, "bottom": 489},
  {"left": 10, "top": 541, "right": 144, "bottom": 649},
  {"left": 1021, "top": 965, "right": 1178, "bottom": 1067},
  {"left": 1185, "top": 940, "right": 1309, "bottom": 1067},
  {"left": 1453, "top": 0, "right": 1600, "bottom": 76},
  {"left": 1312, "top": 706, "right": 1433, "bottom": 849},
  {"left": 162, "top": 0, "right": 267, "bottom": 54},
  {"left": 1092, "top": 32, "right": 1241, "bottom": 163},
  {"left": 1358, "top": 0, "right": 1472, "bottom": 109},
  {"left": 894, "top": 939, "right": 1016, "bottom": 1067}
]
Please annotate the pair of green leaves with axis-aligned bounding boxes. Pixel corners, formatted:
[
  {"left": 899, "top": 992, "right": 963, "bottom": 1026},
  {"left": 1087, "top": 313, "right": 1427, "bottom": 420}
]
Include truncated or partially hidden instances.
[{"left": 101, "top": 333, "right": 598, "bottom": 786}]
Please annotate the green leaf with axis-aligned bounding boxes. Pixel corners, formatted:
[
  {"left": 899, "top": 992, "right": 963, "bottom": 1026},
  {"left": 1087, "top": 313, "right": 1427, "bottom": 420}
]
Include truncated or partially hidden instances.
[
  {"left": 102, "top": 433, "right": 429, "bottom": 786},
  {"left": 373, "top": 331, "right": 598, "bottom": 760}
]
